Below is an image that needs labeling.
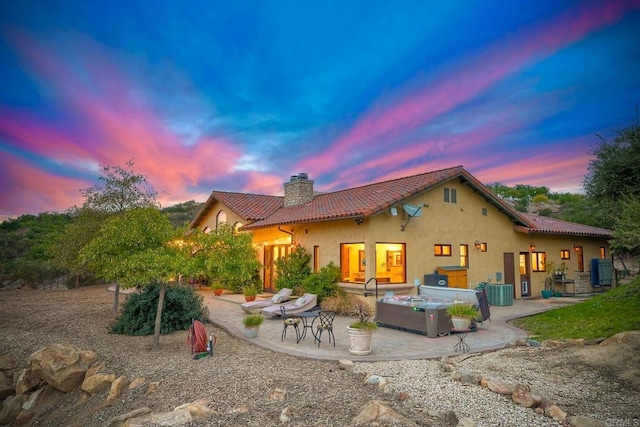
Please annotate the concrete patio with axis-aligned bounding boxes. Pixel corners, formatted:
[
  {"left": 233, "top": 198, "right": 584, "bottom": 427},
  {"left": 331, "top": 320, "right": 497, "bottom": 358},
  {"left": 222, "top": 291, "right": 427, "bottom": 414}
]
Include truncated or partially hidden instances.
[{"left": 198, "top": 288, "right": 587, "bottom": 361}]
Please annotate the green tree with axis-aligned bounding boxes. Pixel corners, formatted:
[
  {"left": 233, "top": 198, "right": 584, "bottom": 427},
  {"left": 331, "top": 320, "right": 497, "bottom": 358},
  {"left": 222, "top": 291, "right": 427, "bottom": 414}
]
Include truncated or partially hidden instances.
[
  {"left": 48, "top": 208, "right": 108, "bottom": 288},
  {"left": 584, "top": 117, "right": 640, "bottom": 229},
  {"left": 79, "top": 160, "right": 160, "bottom": 313},
  {"left": 189, "top": 224, "right": 261, "bottom": 293},
  {"left": 611, "top": 195, "right": 640, "bottom": 259},
  {"left": 81, "top": 207, "right": 187, "bottom": 349},
  {"left": 81, "top": 160, "right": 158, "bottom": 213}
]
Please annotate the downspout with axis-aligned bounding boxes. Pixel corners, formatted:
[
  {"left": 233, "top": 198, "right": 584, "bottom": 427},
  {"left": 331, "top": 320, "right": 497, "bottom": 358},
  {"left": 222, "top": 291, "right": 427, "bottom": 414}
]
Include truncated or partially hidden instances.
[{"left": 278, "top": 226, "right": 294, "bottom": 245}]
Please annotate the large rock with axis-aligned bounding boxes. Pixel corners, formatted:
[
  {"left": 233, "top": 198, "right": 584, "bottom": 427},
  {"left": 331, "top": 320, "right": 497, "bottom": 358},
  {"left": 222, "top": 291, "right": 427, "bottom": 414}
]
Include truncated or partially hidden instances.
[
  {"left": 21, "top": 384, "right": 64, "bottom": 412},
  {"left": 28, "top": 344, "right": 97, "bottom": 392},
  {"left": 351, "top": 400, "right": 419, "bottom": 426},
  {"left": 0, "top": 371, "right": 13, "bottom": 399},
  {"left": 107, "top": 376, "right": 129, "bottom": 403},
  {"left": 511, "top": 384, "right": 540, "bottom": 408},
  {"left": 0, "top": 394, "right": 28, "bottom": 425},
  {"left": 15, "top": 368, "right": 41, "bottom": 395},
  {"left": 600, "top": 331, "right": 640, "bottom": 349},
  {"left": 82, "top": 373, "right": 116, "bottom": 395}
]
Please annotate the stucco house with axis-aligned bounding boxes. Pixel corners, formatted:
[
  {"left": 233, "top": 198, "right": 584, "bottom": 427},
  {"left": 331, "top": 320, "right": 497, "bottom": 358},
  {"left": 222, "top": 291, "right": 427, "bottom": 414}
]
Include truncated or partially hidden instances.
[{"left": 189, "top": 165, "right": 613, "bottom": 301}]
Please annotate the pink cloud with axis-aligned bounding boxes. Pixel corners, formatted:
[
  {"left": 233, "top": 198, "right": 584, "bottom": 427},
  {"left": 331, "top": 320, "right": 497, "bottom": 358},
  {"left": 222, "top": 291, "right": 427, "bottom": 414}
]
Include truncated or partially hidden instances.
[
  {"left": 472, "top": 138, "right": 593, "bottom": 193},
  {"left": 1, "top": 29, "right": 245, "bottom": 211},
  {"left": 0, "top": 152, "right": 91, "bottom": 215},
  {"left": 298, "top": 0, "right": 638, "bottom": 179}
]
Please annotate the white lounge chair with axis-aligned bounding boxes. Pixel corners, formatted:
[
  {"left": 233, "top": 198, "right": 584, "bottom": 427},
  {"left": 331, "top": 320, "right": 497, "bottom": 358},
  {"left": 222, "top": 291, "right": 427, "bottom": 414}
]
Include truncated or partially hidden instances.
[
  {"left": 240, "top": 288, "right": 293, "bottom": 313},
  {"left": 260, "top": 293, "right": 318, "bottom": 317}
]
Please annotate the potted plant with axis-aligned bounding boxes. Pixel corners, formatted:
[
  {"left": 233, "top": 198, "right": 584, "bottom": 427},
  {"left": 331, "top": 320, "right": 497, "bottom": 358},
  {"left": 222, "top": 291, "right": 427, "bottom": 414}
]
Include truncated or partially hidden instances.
[
  {"left": 242, "top": 285, "right": 259, "bottom": 302},
  {"left": 242, "top": 313, "right": 264, "bottom": 338},
  {"left": 211, "top": 282, "right": 224, "bottom": 296},
  {"left": 346, "top": 298, "right": 378, "bottom": 356},
  {"left": 446, "top": 303, "right": 479, "bottom": 330}
]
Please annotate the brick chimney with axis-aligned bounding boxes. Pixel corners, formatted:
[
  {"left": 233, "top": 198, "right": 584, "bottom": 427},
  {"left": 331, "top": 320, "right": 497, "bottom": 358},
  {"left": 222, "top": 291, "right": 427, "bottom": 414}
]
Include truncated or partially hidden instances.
[{"left": 284, "top": 173, "right": 314, "bottom": 207}]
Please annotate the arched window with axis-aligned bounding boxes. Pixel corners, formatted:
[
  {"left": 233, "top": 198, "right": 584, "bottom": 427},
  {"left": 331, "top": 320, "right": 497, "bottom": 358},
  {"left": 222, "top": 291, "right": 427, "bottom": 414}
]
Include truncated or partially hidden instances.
[
  {"left": 233, "top": 222, "right": 243, "bottom": 233},
  {"left": 216, "top": 210, "right": 227, "bottom": 230},
  {"left": 203, "top": 226, "right": 211, "bottom": 234}
]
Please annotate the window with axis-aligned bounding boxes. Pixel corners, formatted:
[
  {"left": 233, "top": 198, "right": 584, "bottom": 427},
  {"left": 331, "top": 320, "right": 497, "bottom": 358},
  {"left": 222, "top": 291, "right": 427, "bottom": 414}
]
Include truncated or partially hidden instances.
[
  {"left": 459, "top": 244, "right": 468, "bottom": 267},
  {"left": 482, "top": 208, "right": 488, "bottom": 216},
  {"left": 531, "top": 252, "right": 546, "bottom": 272},
  {"left": 444, "top": 188, "right": 457, "bottom": 203},
  {"left": 233, "top": 222, "right": 243, "bottom": 233},
  {"left": 340, "top": 243, "right": 364, "bottom": 282},
  {"left": 341, "top": 242, "right": 406, "bottom": 284},
  {"left": 600, "top": 247, "right": 606, "bottom": 259},
  {"left": 216, "top": 210, "right": 227, "bottom": 230},
  {"left": 434, "top": 244, "right": 451, "bottom": 256},
  {"left": 203, "top": 226, "right": 211, "bottom": 234},
  {"left": 560, "top": 250, "right": 570, "bottom": 260},
  {"left": 378, "top": 243, "right": 406, "bottom": 283}
]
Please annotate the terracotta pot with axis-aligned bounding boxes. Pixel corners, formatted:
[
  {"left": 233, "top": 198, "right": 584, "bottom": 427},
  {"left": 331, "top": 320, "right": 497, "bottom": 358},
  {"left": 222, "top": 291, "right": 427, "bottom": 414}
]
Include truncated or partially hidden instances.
[
  {"left": 245, "top": 295, "right": 256, "bottom": 302},
  {"left": 213, "top": 289, "right": 223, "bottom": 296}
]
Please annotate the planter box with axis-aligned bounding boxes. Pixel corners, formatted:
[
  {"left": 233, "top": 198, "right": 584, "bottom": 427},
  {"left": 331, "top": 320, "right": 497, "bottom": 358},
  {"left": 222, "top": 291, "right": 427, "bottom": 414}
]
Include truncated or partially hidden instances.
[{"left": 487, "top": 284, "right": 514, "bottom": 306}]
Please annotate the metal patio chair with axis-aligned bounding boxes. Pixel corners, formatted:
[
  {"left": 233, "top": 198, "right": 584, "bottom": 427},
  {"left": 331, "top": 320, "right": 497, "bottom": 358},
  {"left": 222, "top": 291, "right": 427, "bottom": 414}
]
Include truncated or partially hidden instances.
[
  {"left": 281, "top": 306, "right": 301, "bottom": 342},
  {"left": 314, "top": 310, "right": 336, "bottom": 347}
]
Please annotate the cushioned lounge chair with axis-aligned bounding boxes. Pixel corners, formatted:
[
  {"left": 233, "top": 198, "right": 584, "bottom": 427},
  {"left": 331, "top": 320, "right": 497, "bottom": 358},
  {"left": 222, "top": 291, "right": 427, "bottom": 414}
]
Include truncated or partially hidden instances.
[
  {"left": 240, "top": 288, "right": 293, "bottom": 313},
  {"left": 260, "top": 293, "right": 318, "bottom": 317}
]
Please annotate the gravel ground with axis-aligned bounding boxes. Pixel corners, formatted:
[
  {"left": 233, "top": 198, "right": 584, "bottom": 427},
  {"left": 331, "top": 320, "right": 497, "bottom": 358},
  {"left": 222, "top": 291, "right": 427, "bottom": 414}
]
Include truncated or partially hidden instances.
[{"left": 1, "top": 285, "right": 638, "bottom": 426}]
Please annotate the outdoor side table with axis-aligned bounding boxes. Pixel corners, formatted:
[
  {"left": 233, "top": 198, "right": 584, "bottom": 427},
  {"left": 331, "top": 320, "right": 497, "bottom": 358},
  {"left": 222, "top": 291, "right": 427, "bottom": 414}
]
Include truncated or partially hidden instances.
[
  {"left": 295, "top": 309, "right": 320, "bottom": 343},
  {"left": 452, "top": 329, "right": 471, "bottom": 353}
]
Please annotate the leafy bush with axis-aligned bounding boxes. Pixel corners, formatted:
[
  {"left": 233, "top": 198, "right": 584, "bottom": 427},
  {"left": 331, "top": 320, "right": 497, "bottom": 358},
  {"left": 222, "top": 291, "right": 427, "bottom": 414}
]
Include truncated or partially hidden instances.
[
  {"left": 274, "top": 245, "right": 312, "bottom": 291},
  {"left": 111, "top": 284, "right": 208, "bottom": 336},
  {"left": 301, "top": 262, "right": 341, "bottom": 302}
]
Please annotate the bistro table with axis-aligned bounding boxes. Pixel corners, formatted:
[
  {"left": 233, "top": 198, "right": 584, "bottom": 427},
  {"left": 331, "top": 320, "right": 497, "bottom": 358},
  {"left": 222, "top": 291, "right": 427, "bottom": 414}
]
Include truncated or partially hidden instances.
[{"left": 295, "top": 308, "right": 321, "bottom": 343}]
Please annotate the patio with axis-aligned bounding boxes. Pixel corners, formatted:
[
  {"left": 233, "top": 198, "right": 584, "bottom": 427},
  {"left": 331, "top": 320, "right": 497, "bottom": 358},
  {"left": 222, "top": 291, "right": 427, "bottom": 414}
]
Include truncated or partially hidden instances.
[{"left": 198, "top": 289, "right": 586, "bottom": 361}]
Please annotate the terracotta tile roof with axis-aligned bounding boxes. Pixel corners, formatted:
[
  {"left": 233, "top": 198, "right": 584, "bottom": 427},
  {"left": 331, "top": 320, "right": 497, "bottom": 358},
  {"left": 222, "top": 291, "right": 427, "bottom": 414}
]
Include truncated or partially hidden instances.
[
  {"left": 189, "top": 191, "right": 283, "bottom": 228},
  {"left": 516, "top": 213, "right": 613, "bottom": 238},
  {"left": 243, "top": 165, "right": 526, "bottom": 229},
  {"left": 190, "top": 165, "right": 613, "bottom": 240}
]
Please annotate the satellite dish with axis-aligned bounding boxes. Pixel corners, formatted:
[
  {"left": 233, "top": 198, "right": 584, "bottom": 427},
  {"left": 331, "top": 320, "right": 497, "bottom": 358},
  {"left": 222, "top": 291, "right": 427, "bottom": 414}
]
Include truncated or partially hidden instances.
[{"left": 403, "top": 203, "right": 422, "bottom": 217}]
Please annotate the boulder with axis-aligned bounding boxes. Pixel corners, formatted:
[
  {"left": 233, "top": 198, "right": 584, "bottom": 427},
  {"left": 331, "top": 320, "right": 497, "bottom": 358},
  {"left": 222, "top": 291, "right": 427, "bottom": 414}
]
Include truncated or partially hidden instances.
[
  {"left": 128, "top": 377, "right": 146, "bottom": 390},
  {"left": 600, "top": 331, "right": 640, "bottom": 349},
  {"left": 511, "top": 384, "right": 540, "bottom": 408},
  {"left": 82, "top": 373, "right": 115, "bottom": 395},
  {"left": 15, "top": 368, "right": 40, "bottom": 395},
  {"left": 338, "top": 359, "right": 354, "bottom": 370},
  {"left": 0, "top": 354, "right": 16, "bottom": 371},
  {"left": 0, "top": 394, "right": 28, "bottom": 425},
  {"left": 487, "top": 380, "right": 514, "bottom": 395},
  {"left": 351, "top": 400, "right": 419, "bottom": 426},
  {"left": 107, "top": 376, "right": 129, "bottom": 403},
  {"left": 105, "top": 406, "right": 152, "bottom": 427},
  {"left": 451, "top": 369, "right": 481, "bottom": 385},
  {"left": 174, "top": 398, "right": 215, "bottom": 419},
  {"left": 22, "top": 385, "right": 64, "bottom": 412},
  {"left": 0, "top": 371, "right": 13, "bottom": 399},
  {"left": 29, "top": 344, "right": 97, "bottom": 392},
  {"left": 546, "top": 404, "right": 567, "bottom": 422}
]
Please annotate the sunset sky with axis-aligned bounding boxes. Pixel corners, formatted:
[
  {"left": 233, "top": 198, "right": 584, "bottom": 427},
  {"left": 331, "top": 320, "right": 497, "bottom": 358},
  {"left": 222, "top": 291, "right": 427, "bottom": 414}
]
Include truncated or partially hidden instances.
[{"left": 1, "top": 1, "right": 639, "bottom": 218}]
